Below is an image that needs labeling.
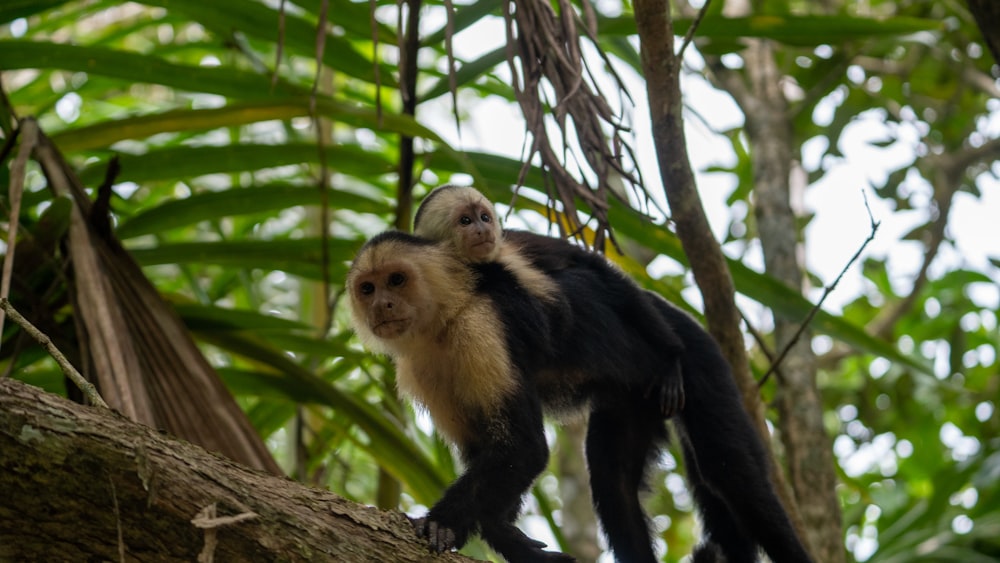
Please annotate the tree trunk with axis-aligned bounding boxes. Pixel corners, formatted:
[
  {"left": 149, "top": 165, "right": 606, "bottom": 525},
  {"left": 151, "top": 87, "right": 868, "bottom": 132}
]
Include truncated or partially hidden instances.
[
  {"left": 0, "top": 378, "right": 473, "bottom": 562},
  {"left": 698, "top": 1, "right": 845, "bottom": 555},
  {"left": 630, "top": 0, "right": 808, "bottom": 551},
  {"left": 739, "top": 37, "right": 845, "bottom": 563}
]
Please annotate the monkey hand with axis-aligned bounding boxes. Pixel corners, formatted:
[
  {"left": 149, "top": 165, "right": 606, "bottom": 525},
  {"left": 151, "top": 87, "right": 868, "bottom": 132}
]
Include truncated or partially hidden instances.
[
  {"left": 649, "top": 358, "right": 685, "bottom": 418},
  {"left": 409, "top": 513, "right": 469, "bottom": 553}
]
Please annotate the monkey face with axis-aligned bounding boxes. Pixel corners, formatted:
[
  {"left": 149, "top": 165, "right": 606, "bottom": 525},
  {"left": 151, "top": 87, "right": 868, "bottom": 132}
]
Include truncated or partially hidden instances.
[
  {"left": 349, "top": 262, "right": 423, "bottom": 340},
  {"left": 452, "top": 201, "right": 500, "bottom": 262},
  {"left": 414, "top": 186, "right": 501, "bottom": 263}
]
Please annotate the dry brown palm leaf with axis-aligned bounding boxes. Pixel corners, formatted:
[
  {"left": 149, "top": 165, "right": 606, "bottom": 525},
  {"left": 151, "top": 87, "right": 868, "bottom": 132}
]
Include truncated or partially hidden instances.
[
  {"left": 20, "top": 118, "right": 281, "bottom": 475},
  {"left": 503, "top": 0, "right": 648, "bottom": 250}
]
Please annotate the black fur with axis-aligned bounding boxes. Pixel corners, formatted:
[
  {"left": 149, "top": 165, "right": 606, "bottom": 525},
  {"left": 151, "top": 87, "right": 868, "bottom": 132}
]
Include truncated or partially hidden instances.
[
  {"left": 650, "top": 296, "right": 814, "bottom": 563},
  {"left": 382, "top": 228, "right": 812, "bottom": 563},
  {"left": 503, "top": 230, "right": 681, "bottom": 562},
  {"left": 506, "top": 230, "right": 685, "bottom": 416},
  {"left": 495, "top": 230, "right": 813, "bottom": 562}
]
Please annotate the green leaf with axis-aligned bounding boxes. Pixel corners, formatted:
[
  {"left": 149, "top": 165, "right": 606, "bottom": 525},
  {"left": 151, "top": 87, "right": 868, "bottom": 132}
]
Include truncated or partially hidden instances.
[
  {"left": 76, "top": 143, "right": 394, "bottom": 187},
  {"left": 598, "top": 15, "right": 941, "bottom": 46},
  {"left": 52, "top": 98, "right": 448, "bottom": 152},
  {"left": 135, "top": 0, "right": 395, "bottom": 86},
  {"left": 0, "top": 0, "right": 71, "bottom": 24},
  {"left": 198, "top": 329, "right": 448, "bottom": 503},
  {"left": 116, "top": 183, "right": 391, "bottom": 239},
  {"left": 174, "top": 302, "right": 314, "bottom": 332},
  {"left": 420, "top": 46, "right": 508, "bottom": 102},
  {"left": 422, "top": 0, "right": 504, "bottom": 46},
  {"left": 603, "top": 202, "right": 935, "bottom": 376},
  {"left": 128, "top": 238, "right": 361, "bottom": 281},
  {"left": 0, "top": 40, "right": 309, "bottom": 99}
]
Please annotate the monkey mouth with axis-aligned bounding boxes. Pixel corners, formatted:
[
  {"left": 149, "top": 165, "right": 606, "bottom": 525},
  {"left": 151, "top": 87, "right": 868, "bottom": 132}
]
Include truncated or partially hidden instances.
[
  {"left": 373, "top": 318, "right": 410, "bottom": 337},
  {"left": 469, "top": 240, "right": 496, "bottom": 257}
]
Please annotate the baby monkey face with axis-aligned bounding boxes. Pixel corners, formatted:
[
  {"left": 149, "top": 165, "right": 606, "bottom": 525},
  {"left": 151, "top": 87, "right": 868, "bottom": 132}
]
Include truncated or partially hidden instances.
[{"left": 453, "top": 201, "right": 500, "bottom": 262}]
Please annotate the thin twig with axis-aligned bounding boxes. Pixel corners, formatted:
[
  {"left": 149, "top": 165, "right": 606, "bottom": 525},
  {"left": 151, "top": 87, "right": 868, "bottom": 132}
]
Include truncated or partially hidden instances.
[
  {"left": 310, "top": 0, "right": 330, "bottom": 112},
  {"left": 678, "top": 0, "right": 712, "bottom": 59},
  {"left": 758, "top": 192, "right": 881, "bottom": 387},
  {"left": 442, "top": 0, "right": 460, "bottom": 139},
  {"left": 0, "top": 298, "right": 109, "bottom": 408},
  {"left": 309, "top": 0, "right": 333, "bottom": 334},
  {"left": 739, "top": 307, "right": 779, "bottom": 368}
]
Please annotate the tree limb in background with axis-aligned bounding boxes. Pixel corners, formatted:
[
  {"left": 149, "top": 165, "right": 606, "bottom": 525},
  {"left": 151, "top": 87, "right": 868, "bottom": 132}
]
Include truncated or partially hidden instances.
[
  {"left": 395, "top": 0, "right": 423, "bottom": 232},
  {"left": 0, "top": 377, "right": 473, "bottom": 563},
  {"left": 632, "top": 0, "right": 753, "bottom": 423},
  {"left": 708, "top": 0, "right": 843, "bottom": 551}
]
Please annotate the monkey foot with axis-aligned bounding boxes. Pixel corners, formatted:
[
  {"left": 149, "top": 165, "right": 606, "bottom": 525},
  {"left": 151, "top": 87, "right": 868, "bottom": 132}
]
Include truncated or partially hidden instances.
[
  {"left": 647, "top": 359, "right": 685, "bottom": 418},
  {"left": 410, "top": 515, "right": 462, "bottom": 553}
]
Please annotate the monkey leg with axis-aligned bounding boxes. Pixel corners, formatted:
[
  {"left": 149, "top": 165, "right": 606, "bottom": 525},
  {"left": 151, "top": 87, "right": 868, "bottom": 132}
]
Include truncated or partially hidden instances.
[
  {"left": 417, "top": 396, "right": 571, "bottom": 562},
  {"left": 650, "top": 297, "right": 814, "bottom": 563},
  {"left": 585, "top": 406, "right": 667, "bottom": 563},
  {"left": 479, "top": 521, "right": 577, "bottom": 563}
]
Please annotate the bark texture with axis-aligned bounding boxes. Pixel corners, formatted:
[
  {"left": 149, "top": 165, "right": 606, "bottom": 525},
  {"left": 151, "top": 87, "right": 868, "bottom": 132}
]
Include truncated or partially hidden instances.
[{"left": 0, "top": 378, "right": 472, "bottom": 563}]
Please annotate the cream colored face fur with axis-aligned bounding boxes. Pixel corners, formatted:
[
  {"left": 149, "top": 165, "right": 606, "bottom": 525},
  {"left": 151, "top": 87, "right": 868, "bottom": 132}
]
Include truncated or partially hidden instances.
[
  {"left": 415, "top": 187, "right": 502, "bottom": 262},
  {"left": 415, "top": 186, "right": 561, "bottom": 305},
  {"left": 345, "top": 236, "right": 518, "bottom": 445}
]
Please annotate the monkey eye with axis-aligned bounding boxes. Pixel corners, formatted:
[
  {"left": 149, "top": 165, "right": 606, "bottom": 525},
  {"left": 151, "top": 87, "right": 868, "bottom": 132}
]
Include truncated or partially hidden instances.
[
  {"left": 388, "top": 272, "right": 406, "bottom": 287},
  {"left": 480, "top": 213, "right": 492, "bottom": 223},
  {"left": 359, "top": 281, "right": 375, "bottom": 295},
  {"left": 459, "top": 215, "right": 473, "bottom": 225}
]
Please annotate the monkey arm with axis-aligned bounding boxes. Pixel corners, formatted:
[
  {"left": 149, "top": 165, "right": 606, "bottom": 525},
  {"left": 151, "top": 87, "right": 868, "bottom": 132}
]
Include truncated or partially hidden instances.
[{"left": 415, "top": 393, "right": 573, "bottom": 562}]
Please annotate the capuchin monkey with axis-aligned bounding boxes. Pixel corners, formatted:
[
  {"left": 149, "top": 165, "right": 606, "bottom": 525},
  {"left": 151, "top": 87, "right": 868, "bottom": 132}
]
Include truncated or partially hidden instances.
[
  {"left": 414, "top": 185, "right": 686, "bottom": 419},
  {"left": 347, "top": 231, "right": 574, "bottom": 562},
  {"left": 411, "top": 185, "right": 815, "bottom": 563}
]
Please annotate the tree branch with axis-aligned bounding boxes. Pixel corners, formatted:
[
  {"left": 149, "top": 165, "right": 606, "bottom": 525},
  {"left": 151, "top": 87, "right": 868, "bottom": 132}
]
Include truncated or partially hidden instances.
[
  {"left": 0, "top": 298, "right": 108, "bottom": 408},
  {"left": 758, "top": 194, "right": 880, "bottom": 387},
  {"left": 0, "top": 378, "right": 472, "bottom": 562}
]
